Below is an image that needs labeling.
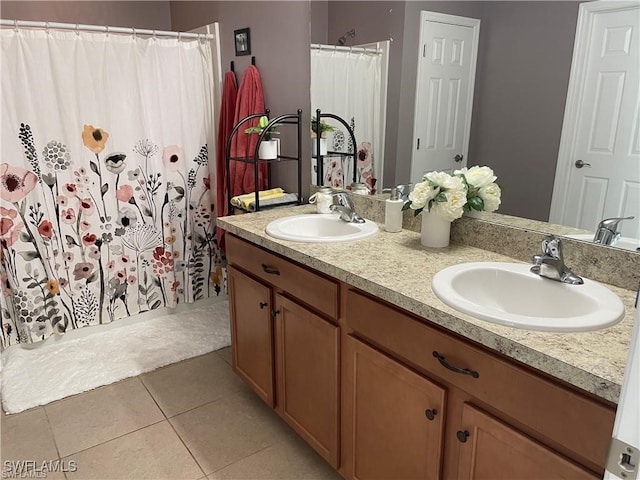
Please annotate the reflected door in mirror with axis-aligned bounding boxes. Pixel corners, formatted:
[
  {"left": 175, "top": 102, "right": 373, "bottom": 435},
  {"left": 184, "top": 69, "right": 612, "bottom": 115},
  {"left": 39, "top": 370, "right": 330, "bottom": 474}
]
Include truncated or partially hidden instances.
[
  {"left": 410, "top": 12, "right": 480, "bottom": 183},
  {"left": 552, "top": 3, "right": 640, "bottom": 238}
]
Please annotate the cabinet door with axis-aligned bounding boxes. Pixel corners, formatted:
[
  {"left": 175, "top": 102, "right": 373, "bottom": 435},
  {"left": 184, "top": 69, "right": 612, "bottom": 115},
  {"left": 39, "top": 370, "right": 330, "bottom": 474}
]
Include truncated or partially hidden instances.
[
  {"left": 457, "top": 403, "right": 598, "bottom": 480},
  {"left": 345, "top": 335, "right": 446, "bottom": 480},
  {"left": 274, "top": 293, "right": 340, "bottom": 468},
  {"left": 228, "top": 266, "right": 274, "bottom": 407}
]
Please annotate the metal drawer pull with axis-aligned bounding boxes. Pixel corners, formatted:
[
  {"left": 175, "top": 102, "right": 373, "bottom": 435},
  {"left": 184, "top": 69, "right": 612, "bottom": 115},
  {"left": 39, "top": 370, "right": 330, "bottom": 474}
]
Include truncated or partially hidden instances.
[
  {"left": 457, "top": 430, "right": 470, "bottom": 443},
  {"left": 424, "top": 409, "right": 438, "bottom": 420},
  {"left": 432, "top": 351, "right": 479, "bottom": 378},
  {"left": 261, "top": 263, "right": 280, "bottom": 275},
  {"left": 259, "top": 301, "right": 267, "bottom": 309}
]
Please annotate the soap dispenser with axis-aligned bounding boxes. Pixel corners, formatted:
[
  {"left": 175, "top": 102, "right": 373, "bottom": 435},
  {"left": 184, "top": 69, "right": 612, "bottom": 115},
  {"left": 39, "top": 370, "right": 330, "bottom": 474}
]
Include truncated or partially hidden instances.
[{"left": 385, "top": 188, "right": 403, "bottom": 232}]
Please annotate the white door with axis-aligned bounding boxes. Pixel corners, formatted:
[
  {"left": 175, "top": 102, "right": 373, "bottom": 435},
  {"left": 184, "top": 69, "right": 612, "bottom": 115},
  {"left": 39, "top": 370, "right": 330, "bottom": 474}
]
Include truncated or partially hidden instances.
[
  {"left": 550, "top": 2, "right": 640, "bottom": 238},
  {"left": 410, "top": 12, "right": 480, "bottom": 184}
]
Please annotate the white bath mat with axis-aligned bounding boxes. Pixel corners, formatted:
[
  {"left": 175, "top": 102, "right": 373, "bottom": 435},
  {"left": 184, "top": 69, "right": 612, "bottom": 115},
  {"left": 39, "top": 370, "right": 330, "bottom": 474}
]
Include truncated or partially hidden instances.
[{"left": 1, "top": 298, "right": 230, "bottom": 414}]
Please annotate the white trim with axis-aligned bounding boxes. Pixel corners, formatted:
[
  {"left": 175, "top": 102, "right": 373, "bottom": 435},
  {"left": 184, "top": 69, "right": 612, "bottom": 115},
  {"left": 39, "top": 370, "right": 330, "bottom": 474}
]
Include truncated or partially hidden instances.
[
  {"left": 411, "top": 11, "right": 480, "bottom": 180},
  {"left": 549, "top": 0, "right": 640, "bottom": 224},
  {"left": 0, "top": 19, "right": 213, "bottom": 40}
]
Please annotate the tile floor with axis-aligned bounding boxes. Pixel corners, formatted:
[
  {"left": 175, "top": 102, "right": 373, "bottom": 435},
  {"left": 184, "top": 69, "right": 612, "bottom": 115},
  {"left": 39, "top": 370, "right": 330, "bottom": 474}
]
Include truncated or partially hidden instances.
[{"left": 1, "top": 347, "right": 342, "bottom": 480}]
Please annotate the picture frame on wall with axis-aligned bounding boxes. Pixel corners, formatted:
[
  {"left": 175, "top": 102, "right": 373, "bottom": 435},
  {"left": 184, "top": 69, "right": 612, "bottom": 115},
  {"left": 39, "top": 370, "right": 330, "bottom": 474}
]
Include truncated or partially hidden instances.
[{"left": 234, "top": 28, "right": 251, "bottom": 56}]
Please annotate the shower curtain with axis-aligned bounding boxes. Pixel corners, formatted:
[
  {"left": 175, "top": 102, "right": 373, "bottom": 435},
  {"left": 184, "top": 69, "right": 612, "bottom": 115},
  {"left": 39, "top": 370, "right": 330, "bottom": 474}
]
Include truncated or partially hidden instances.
[
  {"left": 310, "top": 47, "right": 382, "bottom": 190},
  {"left": 0, "top": 27, "right": 224, "bottom": 347}
]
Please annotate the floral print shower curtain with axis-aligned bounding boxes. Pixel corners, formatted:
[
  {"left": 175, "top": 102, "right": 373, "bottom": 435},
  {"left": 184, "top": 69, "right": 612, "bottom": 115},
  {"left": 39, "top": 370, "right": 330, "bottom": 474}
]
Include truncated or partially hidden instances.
[{"left": 0, "top": 27, "right": 224, "bottom": 347}]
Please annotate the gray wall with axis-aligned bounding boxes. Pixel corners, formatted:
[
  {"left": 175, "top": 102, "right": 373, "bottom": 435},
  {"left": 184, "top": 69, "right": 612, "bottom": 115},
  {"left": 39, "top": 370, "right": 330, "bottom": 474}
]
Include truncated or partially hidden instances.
[
  {"left": 170, "top": 1, "right": 312, "bottom": 198},
  {"left": 311, "top": 0, "right": 329, "bottom": 44},
  {"left": 322, "top": 1, "right": 581, "bottom": 221},
  {"left": 0, "top": 1, "right": 172, "bottom": 29},
  {"left": 468, "top": 2, "right": 579, "bottom": 221}
]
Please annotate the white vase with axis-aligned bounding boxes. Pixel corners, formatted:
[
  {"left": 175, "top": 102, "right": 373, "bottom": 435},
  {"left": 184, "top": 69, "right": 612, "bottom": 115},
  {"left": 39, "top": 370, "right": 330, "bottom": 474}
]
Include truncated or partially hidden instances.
[
  {"left": 420, "top": 210, "right": 451, "bottom": 248},
  {"left": 311, "top": 137, "right": 328, "bottom": 156},
  {"left": 258, "top": 139, "right": 278, "bottom": 160}
]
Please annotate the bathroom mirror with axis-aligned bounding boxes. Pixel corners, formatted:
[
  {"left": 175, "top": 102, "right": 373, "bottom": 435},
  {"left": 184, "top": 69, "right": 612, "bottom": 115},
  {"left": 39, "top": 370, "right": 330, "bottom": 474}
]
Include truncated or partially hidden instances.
[{"left": 310, "top": 0, "right": 639, "bottom": 252}]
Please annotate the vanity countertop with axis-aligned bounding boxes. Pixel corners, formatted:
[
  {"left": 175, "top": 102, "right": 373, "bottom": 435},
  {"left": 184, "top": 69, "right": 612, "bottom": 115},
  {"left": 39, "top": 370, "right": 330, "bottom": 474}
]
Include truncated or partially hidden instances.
[{"left": 217, "top": 205, "right": 636, "bottom": 404}]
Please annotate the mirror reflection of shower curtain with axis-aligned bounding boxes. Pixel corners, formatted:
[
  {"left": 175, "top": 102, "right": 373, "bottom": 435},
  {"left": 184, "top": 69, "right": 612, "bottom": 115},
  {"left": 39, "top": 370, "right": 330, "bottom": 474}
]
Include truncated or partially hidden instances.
[
  {"left": 310, "top": 45, "right": 384, "bottom": 189},
  {"left": 0, "top": 27, "right": 224, "bottom": 347}
]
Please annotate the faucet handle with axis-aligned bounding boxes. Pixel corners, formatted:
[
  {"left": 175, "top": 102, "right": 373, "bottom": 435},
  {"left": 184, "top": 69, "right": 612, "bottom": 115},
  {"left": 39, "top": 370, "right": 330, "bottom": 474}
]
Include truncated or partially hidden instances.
[
  {"left": 594, "top": 216, "right": 634, "bottom": 245},
  {"left": 596, "top": 216, "right": 634, "bottom": 232},
  {"left": 382, "top": 184, "right": 413, "bottom": 201},
  {"left": 541, "top": 235, "right": 563, "bottom": 260}
]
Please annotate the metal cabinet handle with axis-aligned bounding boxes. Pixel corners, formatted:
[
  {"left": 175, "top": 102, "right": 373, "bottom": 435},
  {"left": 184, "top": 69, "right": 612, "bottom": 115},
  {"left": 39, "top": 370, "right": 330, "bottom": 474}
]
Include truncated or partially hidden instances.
[
  {"left": 425, "top": 409, "right": 438, "bottom": 421},
  {"left": 259, "top": 301, "right": 267, "bottom": 309},
  {"left": 457, "top": 430, "right": 470, "bottom": 443},
  {"left": 261, "top": 263, "right": 280, "bottom": 275},
  {"left": 575, "top": 160, "right": 591, "bottom": 169},
  {"left": 433, "top": 351, "right": 479, "bottom": 378}
]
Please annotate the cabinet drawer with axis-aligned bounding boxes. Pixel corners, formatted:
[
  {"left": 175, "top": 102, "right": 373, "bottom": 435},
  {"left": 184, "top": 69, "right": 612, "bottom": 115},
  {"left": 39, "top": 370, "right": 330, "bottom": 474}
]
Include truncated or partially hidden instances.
[
  {"left": 345, "top": 288, "right": 615, "bottom": 470},
  {"left": 226, "top": 235, "right": 339, "bottom": 319}
]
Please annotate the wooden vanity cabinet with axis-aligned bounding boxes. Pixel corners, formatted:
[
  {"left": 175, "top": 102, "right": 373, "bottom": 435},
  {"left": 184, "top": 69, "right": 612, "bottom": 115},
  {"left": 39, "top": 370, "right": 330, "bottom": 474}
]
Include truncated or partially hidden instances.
[
  {"left": 228, "top": 265, "right": 275, "bottom": 406},
  {"left": 343, "top": 335, "right": 446, "bottom": 480},
  {"left": 344, "top": 288, "right": 614, "bottom": 479},
  {"left": 226, "top": 235, "right": 340, "bottom": 469},
  {"left": 274, "top": 293, "right": 340, "bottom": 467},
  {"left": 226, "top": 233, "right": 615, "bottom": 479}
]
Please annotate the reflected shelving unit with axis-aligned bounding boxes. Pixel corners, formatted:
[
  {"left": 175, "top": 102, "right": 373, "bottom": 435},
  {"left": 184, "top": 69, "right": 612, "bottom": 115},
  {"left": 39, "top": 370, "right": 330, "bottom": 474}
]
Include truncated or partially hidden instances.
[
  {"left": 225, "top": 109, "right": 303, "bottom": 212},
  {"left": 312, "top": 108, "right": 357, "bottom": 187}
]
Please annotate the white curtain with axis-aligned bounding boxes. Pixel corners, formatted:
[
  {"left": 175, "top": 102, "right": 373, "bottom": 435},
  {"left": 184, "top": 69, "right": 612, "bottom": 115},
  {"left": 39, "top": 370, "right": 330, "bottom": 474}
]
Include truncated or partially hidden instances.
[
  {"left": 0, "top": 27, "right": 223, "bottom": 346},
  {"left": 310, "top": 47, "right": 382, "bottom": 189}
]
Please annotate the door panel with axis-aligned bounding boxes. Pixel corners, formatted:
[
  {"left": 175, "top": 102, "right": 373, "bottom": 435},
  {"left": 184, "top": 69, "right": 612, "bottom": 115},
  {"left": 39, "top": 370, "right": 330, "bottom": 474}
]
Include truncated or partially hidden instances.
[
  {"left": 346, "top": 335, "right": 446, "bottom": 480},
  {"left": 228, "top": 266, "right": 274, "bottom": 407},
  {"left": 274, "top": 293, "right": 340, "bottom": 468},
  {"left": 457, "top": 404, "right": 598, "bottom": 480},
  {"left": 411, "top": 13, "right": 479, "bottom": 182}
]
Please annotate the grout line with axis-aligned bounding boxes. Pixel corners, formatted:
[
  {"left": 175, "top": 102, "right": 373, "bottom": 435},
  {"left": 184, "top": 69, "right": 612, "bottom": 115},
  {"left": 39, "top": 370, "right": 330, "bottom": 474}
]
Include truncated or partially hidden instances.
[
  {"left": 138, "top": 374, "right": 169, "bottom": 420},
  {"left": 208, "top": 443, "right": 273, "bottom": 476},
  {"left": 40, "top": 406, "right": 64, "bottom": 461},
  {"left": 56, "top": 418, "right": 167, "bottom": 459},
  {"left": 165, "top": 413, "right": 207, "bottom": 478}
]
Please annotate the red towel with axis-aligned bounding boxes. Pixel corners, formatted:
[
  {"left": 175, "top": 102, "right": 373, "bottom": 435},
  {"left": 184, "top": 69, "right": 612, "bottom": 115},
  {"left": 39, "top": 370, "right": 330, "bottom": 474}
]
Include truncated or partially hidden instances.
[
  {"left": 230, "top": 65, "right": 268, "bottom": 197},
  {"left": 215, "top": 71, "right": 238, "bottom": 251}
]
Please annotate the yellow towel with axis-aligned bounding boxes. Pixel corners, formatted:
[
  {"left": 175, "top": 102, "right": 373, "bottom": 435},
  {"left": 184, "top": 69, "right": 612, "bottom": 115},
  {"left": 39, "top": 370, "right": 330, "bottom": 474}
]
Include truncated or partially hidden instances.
[{"left": 231, "top": 188, "right": 285, "bottom": 210}]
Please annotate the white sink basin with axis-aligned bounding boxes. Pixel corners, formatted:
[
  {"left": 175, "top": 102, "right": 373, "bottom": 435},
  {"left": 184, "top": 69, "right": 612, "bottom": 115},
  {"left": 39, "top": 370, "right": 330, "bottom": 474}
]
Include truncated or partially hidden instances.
[
  {"left": 565, "top": 233, "right": 640, "bottom": 252},
  {"left": 266, "top": 214, "right": 378, "bottom": 243},
  {"left": 431, "top": 262, "right": 625, "bottom": 332}
]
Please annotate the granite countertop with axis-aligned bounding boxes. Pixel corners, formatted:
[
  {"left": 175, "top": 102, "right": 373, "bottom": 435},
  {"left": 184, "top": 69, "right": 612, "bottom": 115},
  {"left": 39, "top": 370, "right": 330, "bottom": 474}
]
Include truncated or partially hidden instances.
[{"left": 217, "top": 205, "right": 636, "bottom": 404}]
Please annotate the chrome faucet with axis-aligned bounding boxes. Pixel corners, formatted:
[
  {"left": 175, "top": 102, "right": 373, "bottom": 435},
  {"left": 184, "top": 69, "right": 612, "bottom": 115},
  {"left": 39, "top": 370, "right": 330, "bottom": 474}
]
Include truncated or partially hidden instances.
[
  {"left": 329, "top": 192, "right": 365, "bottom": 223},
  {"left": 530, "top": 235, "right": 584, "bottom": 285},
  {"left": 382, "top": 184, "right": 413, "bottom": 201},
  {"left": 593, "top": 216, "right": 634, "bottom": 246}
]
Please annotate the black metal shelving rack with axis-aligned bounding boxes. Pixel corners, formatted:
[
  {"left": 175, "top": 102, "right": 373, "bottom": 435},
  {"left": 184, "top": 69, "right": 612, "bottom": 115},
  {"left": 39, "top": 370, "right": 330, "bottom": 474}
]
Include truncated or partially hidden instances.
[
  {"left": 312, "top": 108, "right": 357, "bottom": 186},
  {"left": 225, "top": 109, "right": 303, "bottom": 212}
]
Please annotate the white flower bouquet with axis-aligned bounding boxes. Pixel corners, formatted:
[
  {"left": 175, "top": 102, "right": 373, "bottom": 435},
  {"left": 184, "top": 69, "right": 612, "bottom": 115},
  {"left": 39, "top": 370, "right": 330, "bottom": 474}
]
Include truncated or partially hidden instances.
[
  {"left": 403, "top": 166, "right": 501, "bottom": 221},
  {"left": 454, "top": 165, "right": 501, "bottom": 214}
]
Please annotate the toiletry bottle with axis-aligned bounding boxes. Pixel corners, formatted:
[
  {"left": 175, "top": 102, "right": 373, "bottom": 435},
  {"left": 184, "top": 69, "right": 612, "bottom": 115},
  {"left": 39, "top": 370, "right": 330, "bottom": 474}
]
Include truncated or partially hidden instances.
[
  {"left": 385, "top": 188, "right": 403, "bottom": 232},
  {"left": 309, "top": 186, "right": 333, "bottom": 214}
]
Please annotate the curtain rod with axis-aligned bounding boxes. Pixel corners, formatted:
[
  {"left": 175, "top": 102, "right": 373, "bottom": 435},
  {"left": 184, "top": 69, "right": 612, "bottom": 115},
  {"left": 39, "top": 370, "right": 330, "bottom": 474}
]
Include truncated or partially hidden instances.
[
  {"left": 311, "top": 43, "right": 381, "bottom": 55},
  {"left": 0, "top": 19, "right": 213, "bottom": 40}
]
